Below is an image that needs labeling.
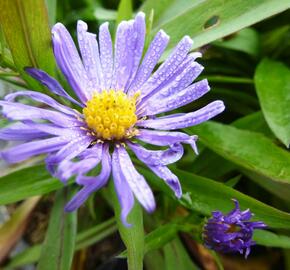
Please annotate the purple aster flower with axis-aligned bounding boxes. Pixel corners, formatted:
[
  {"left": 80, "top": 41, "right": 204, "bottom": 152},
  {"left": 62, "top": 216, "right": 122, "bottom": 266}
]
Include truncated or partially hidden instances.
[
  {"left": 203, "top": 199, "right": 267, "bottom": 258},
  {"left": 0, "top": 12, "right": 225, "bottom": 226}
]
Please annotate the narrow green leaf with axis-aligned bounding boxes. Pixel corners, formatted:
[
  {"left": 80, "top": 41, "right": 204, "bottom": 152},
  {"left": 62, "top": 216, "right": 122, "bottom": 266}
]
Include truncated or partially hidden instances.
[
  {"left": 255, "top": 58, "right": 290, "bottom": 147},
  {"left": 141, "top": 0, "right": 290, "bottom": 51},
  {"left": 137, "top": 166, "right": 290, "bottom": 229},
  {"left": 116, "top": 0, "right": 133, "bottom": 26},
  {"left": 45, "top": 0, "right": 57, "bottom": 25},
  {"left": 188, "top": 122, "right": 290, "bottom": 185},
  {"left": 0, "top": 197, "right": 40, "bottom": 261},
  {"left": 0, "top": 164, "right": 66, "bottom": 205},
  {"left": 164, "top": 238, "right": 199, "bottom": 270},
  {"left": 109, "top": 182, "right": 144, "bottom": 270},
  {"left": 37, "top": 188, "right": 77, "bottom": 270},
  {"left": 254, "top": 230, "right": 290, "bottom": 249},
  {"left": 5, "top": 218, "right": 117, "bottom": 269},
  {"left": 0, "top": 0, "right": 55, "bottom": 89}
]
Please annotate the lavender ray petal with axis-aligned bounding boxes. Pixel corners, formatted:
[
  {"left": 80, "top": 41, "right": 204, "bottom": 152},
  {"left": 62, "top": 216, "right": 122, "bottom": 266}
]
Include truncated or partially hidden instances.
[
  {"left": 5, "top": 91, "right": 79, "bottom": 116},
  {"left": 124, "top": 12, "right": 146, "bottom": 91},
  {"left": 0, "top": 101, "right": 82, "bottom": 127},
  {"left": 24, "top": 67, "right": 82, "bottom": 107},
  {"left": 64, "top": 145, "right": 111, "bottom": 211},
  {"left": 99, "top": 22, "right": 113, "bottom": 90},
  {"left": 127, "top": 30, "right": 170, "bottom": 96},
  {"left": 77, "top": 20, "right": 104, "bottom": 93},
  {"left": 0, "top": 123, "right": 47, "bottom": 141},
  {"left": 141, "top": 79, "right": 210, "bottom": 116},
  {"left": 146, "top": 164, "right": 182, "bottom": 198},
  {"left": 137, "top": 100, "right": 225, "bottom": 130},
  {"left": 137, "top": 57, "right": 204, "bottom": 111},
  {"left": 138, "top": 36, "right": 193, "bottom": 98},
  {"left": 52, "top": 23, "right": 91, "bottom": 103},
  {"left": 136, "top": 129, "right": 199, "bottom": 154},
  {"left": 45, "top": 135, "right": 93, "bottom": 173},
  {"left": 117, "top": 146, "right": 156, "bottom": 213},
  {"left": 1, "top": 137, "right": 68, "bottom": 164},
  {"left": 76, "top": 144, "right": 111, "bottom": 186},
  {"left": 127, "top": 141, "right": 183, "bottom": 166},
  {"left": 112, "top": 146, "right": 135, "bottom": 227},
  {"left": 111, "top": 21, "right": 134, "bottom": 91},
  {"left": 56, "top": 143, "right": 103, "bottom": 182}
]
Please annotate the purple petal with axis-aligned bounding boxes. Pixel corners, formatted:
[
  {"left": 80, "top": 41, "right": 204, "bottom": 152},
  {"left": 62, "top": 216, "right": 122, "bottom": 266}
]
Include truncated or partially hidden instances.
[
  {"left": 0, "top": 101, "right": 81, "bottom": 127},
  {"left": 127, "top": 141, "right": 183, "bottom": 165},
  {"left": 127, "top": 30, "right": 170, "bottom": 95},
  {"left": 111, "top": 21, "right": 135, "bottom": 90},
  {"left": 138, "top": 36, "right": 193, "bottom": 98},
  {"left": 112, "top": 147, "right": 135, "bottom": 227},
  {"left": 117, "top": 146, "right": 156, "bottom": 213},
  {"left": 46, "top": 134, "right": 93, "bottom": 173},
  {"left": 5, "top": 91, "right": 78, "bottom": 116},
  {"left": 145, "top": 164, "right": 182, "bottom": 198},
  {"left": 24, "top": 68, "right": 82, "bottom": 107},
  {"left": 1, "top": 137, "right": 68, "bottom": 163},
  {"left": 56, "top": 143, "right": 103, "bottom": 182},
  {"left": 64, "top": 144, "right": 111, "bottom": 211},
  {"left": 138, "top": 56, "right": 204, "bottom": 110},
  {"left": 137, "top": 100, "right": 225, "bottom": 130},
  {"left": 99, "top": 22, "right": 113, "bottom": 90},
  {"left": 141, "top": 79, "right": 210, "bottom": 116},
  {"left": 124, "top": 12, "right": 146, "bottom": 91},
  {"left": 77, "top": 20, "right": 104, "bottom": 93},
  {"left": 0, "top": 123, "right": 47, "bottom": 140},
  {"left": 52, "top": 23, "right": 91, "bottom": 103}
]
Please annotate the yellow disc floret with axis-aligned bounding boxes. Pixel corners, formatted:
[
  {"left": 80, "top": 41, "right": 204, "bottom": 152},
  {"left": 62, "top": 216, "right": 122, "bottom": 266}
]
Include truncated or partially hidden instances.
[{"left": 83, "top": 90, "right": 139, "bottom": 140}]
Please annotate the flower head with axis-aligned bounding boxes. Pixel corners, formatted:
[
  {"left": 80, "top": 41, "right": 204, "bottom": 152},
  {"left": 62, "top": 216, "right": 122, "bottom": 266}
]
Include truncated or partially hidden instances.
[
  {"left": 203, "top": 199, "right": 267, "bottom": 258},
  {"left": 0, "top": 13, "right": 225, "bottom": 226}
]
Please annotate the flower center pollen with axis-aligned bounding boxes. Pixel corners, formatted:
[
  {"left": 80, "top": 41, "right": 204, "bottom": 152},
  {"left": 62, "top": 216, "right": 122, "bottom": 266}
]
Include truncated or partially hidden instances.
[{"left": 83, "top": 90, "right": 138, "bottom": 140}]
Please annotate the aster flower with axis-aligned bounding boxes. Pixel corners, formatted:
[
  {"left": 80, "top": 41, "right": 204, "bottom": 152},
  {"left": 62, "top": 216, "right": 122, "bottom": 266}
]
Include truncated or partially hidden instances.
[
  {"left": 0, "top": 12, "right": 225, "bottom": 226},
  {"left": 203, "top": 199, "right": 267, "bottom": 258}
]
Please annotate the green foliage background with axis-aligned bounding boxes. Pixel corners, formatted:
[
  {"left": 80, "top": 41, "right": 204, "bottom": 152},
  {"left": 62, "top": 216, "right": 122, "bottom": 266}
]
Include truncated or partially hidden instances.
[{"left": 0, "top": 0, "right": 290, "bottom": 269}]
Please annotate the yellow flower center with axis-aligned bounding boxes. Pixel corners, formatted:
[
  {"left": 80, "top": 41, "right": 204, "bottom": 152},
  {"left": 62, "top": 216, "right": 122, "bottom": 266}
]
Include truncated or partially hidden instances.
[{"left": 83, "top": 90, "right": 139, "bottom": 140}]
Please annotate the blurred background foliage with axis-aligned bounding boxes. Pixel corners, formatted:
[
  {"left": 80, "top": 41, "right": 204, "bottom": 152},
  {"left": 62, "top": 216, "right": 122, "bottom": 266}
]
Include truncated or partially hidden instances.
[{"left": 0, "top": 0, "right": 290, "bottom": 269}]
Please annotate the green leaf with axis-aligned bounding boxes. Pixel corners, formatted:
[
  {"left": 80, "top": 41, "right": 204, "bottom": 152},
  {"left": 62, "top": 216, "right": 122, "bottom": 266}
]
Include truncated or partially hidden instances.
[
  {"left": 110, "top": 182, "right": 144, "bottom": 270},
  {"left": 188, "top": 122, "right": 290, "bottom": 185},
  {"left": 0, "top": 0, "right": 55, "bottom": 89},
  {"left": 164, "top": 238, "right": 199, "bottom": 270},
  {"left": 0, "top": 197, "right": 40, "bottom": 261},
  {"left": 0, "top": 164, "right": 66, "bottom": 205},
  {"left": 137, "top": 166, "right": 290, "bottom": 229},
  {"left": 255, "top": 58, "right": 290, "bottom": 147},
  {"left": 45, "top": 0, "right": 57, "bottom": 25},
  {"left": 5, "top": 218, "right": 117, "bottom": 269},
  {"left": 214, "top": 28, "right": 260, "bottom": 57},
  {"left": 116, "top": 0, "right": 133, "bottom": 26},
  {"left": 141, "top": 0, "right": 290, "bottom": 51},
  {"left": 254, "top": 230, "right": 290, "bottom": 249},
  {"left": 37, "top": 188, "right": 77, "bottom": 270}
]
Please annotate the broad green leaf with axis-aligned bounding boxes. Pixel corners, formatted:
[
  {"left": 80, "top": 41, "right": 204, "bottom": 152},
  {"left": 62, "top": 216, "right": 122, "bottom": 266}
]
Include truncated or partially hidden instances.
[
  {"left": 254, "top": 230, "right": 290, "bottom": 249},
  {"left": 188, "top": 122, "right": 290, "bottom": 185},
  {"left": 0, "top": 197, "right": 40, "bottom": 261},
  {"left": 255, "top": 58, "right": 290, "bottom": 147},
  {"left": 109, "top": 182, "right": 144, "bottom": 270},
  {"left": 141, "top": 0, "right": 290, "bottom": 51},
  {"left": 116, "top": 0, "right": 133, "bottom": 26},
  {"left": 137, "top": 166, "right": 290, "bottom": 229},
  {"left": 0, "top": 164, "right": 65, "bottom": 205},
  {"left": 45, "top": 0, "right": 57, "bottom": 25},
  {"left": 214, "top": 28, "right": 260, "bottom": 57},
  {"left": 37, "top": 188, "right": 77, "bottom": 270},
  {"left": 0, "top": 0, "right": 55, "bottom": 89},
  {"left": 164, "top": 238, "right": 199, "bottom": 270}
]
